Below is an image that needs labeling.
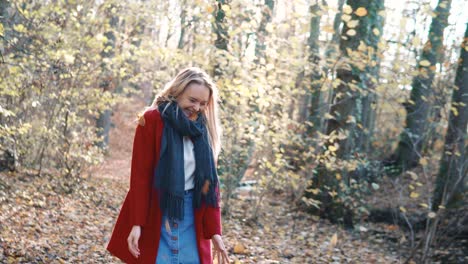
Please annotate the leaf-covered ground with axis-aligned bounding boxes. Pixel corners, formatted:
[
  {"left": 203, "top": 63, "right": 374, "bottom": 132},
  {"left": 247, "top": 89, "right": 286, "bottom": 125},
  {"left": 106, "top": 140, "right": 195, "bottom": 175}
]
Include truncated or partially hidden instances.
[{"left": 0, "top": 170, "right": 404, "bottom": 263}]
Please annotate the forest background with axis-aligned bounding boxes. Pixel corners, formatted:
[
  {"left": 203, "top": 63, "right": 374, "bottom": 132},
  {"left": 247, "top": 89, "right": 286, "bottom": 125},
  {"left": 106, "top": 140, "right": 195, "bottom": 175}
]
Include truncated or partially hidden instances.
[{"left": 0, "top": 0, "right": 466, "bottom": 263}]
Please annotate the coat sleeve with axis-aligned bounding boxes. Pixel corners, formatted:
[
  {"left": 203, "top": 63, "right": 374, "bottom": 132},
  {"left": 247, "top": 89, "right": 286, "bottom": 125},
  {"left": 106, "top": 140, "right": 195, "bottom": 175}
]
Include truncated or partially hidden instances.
[
  {"left": 128, "top": 110, "right": 159, "bottom": 227},
  {"left": 202, "top": 186, "right": 222, "bottom": 239}
]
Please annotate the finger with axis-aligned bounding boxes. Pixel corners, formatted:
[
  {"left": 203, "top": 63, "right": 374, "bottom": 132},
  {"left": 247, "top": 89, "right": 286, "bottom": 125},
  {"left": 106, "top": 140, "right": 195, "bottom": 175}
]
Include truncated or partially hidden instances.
[
  {"left": 222, "top": 250, "right": 230, "bottom": 264},
  {"left": 134, "top": 237, "right": 140, "bottom": 253},
  {"left": 128, "top": 239, "right": 136, "bottom": 257},
  {"left": 128, "top": 236, "right": 139, "bottom": 258},
  {"left": 133, "top": 236, "right": 140, "bottom": 255},
  {"left": 218, "top": 249, "right": 221, "bottom": 264}
]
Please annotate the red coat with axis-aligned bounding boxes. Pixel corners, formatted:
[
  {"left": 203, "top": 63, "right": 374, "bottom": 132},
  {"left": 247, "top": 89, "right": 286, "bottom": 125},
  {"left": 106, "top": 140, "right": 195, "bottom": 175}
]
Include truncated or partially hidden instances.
[{"left": 106, "top": 108, "right": 222, "bottom": 264}]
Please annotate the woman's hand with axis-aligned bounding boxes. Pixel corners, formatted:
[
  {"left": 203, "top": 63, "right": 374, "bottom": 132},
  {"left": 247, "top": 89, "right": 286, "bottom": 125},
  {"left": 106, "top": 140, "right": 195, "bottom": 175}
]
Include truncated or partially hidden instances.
[
  {"left": 127, "top": 225, "right": 141, "bottom": 258},
  {"left": 212, "top": 234, "right": 230, "bottom": 263}
]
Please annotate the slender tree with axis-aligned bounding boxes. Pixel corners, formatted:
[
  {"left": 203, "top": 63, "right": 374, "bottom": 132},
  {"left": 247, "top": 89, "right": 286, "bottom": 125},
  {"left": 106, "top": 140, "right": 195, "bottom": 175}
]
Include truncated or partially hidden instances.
[
  {"left": 305, "top": 1, "right": 325, "bottom": 133},
  {"left": 213, "top": 0, "right": 229, "bottom": 78},
  {"left": 96, "top": 3, "right": 119, "bottom": 149},
  {"left": 432, "top": 24, "right": 468, "bottom": 210},
  {"left": 177, "top": 0, "right": 188, "bottom": 50},
  {"left": 254, "top": 0, "right": 275, "bottom": 64}
]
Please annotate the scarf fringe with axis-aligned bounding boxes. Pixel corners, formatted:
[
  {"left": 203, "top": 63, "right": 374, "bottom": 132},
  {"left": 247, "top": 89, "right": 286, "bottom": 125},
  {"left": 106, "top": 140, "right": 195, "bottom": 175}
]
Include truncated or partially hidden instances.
[{"left": 161, "top": 191, "right": 184, "bottom": 220}]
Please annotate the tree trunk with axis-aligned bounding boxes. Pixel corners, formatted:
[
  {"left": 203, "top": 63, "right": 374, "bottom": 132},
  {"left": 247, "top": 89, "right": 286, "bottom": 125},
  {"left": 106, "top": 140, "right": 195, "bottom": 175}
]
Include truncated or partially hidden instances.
[
  {"left": 324, "top": 0, "right": 345, "bottom": 113},
  {"left": 96, "top": 4, "right": 118, "bottom": 149},
  {"left": 177, "top": 0, "right": 188, "bottom": 50},
  {"left": 432, "top": 24, "right": 468, "bottom": 210},
  {"left": 388, "top": 0, "right": 452, "bottom": 174},
  {"left": 213, "top": 0, "right": 230, "bottom": 78},
  {"left": 254, "top": 0, "right": 274, "bottom": 64},
  {"left": 306, "top": 1, "right": 325, "bottom": 134},
  {"left": 307, "top": 0, "right": 385, "bottom": 228}
]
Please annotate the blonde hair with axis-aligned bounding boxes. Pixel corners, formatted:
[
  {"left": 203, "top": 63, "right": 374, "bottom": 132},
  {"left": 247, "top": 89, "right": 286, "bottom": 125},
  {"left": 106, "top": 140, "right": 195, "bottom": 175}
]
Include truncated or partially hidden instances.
[{"left": 147, "top": 67, "right": 222, "bottom": 158}]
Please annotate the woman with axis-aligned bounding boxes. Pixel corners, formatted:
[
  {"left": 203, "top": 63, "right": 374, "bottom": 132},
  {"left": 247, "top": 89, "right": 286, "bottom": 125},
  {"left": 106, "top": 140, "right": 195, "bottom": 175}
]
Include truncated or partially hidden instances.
[{"left": 107, "top": 67, "right": 230, "bottom": 264}]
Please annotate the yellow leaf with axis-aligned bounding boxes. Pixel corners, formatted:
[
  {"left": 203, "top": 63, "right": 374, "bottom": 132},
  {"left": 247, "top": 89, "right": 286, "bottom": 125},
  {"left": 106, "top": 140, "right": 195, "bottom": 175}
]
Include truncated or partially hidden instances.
[
  {"left": 373, "top": 28, "right": 380, "bottom": 36},
  {"left": 206, "top": 6, "right": 214, "bottom": 13},
  {"left": 428, "top": 212, "right": 436, "bottom": 218},
  {"left": 329, "top": 233, "right": 338, "bottom": 249},
  {"left": 343, "top": 5, "right": 353, "bottom": 14},
  {"left": 0, "top": 24, "right": 4, "bottom": 37},
  {"left": 233, "top": 242, "right": 246, "bottom": 254},
  {"left": 419, "top": 60, "right": 431, "bottom": 67},
  {"left": 346, "top": 115, "right": 356, "bottom": 123},
  {"left": 336, "top": 173, "right": 342, "bottom": 180},
  {"left": 347, "top": 20, "right": 359, "bottom": 28},
  {"left": 451, "top": 106, "right": 459, "bottom": 116},
  {"left": 323, "top": 25, "right": 335, "bottom": 33},
  {"left": 221, "top": 4, "right": 231, "bottom": 12},
  {"left": 410, "top": 192, "right": 420, "bottom": 199},
  {"left": 346, "top": 29, "right": 357, "bottom": 36},
  {"left": 412, "top": 36, "right": 421, "bottom": 46},
  {"left": 342, "top": 14, "right": 352, "bottom": 22},
  {"left": 400, "top": 206, "right": 407, "bottom": 213},
  {"left": 13, "top": 24, "right": 26, "bottom": 33},
  {"left": 324, "top": 113, "right": 335, "bottom": 119},
  {"left": 419, "top": 158, "right": 428, "bottom": 166},
  {"left": 355, "top": 7, "right": 368, "bottom": 17},
  {"left": 419, "top": 203, "right": 428, "bottom": 208},
  {"left": 407, "top": 171, "right": 418, "bottom": 180}
]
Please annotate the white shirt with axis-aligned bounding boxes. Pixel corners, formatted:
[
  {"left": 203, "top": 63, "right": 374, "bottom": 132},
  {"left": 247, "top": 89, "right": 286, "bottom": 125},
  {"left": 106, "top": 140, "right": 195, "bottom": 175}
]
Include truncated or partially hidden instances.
[{"left": 183, "top": 136, "right": 196, "bottom": 190}]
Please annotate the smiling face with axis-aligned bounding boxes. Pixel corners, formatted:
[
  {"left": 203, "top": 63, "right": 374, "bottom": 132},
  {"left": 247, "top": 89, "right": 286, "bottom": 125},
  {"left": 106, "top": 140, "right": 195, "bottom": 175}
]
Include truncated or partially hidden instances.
[{"left": 176, "top": 82, "right": 211, "bottom": 120}]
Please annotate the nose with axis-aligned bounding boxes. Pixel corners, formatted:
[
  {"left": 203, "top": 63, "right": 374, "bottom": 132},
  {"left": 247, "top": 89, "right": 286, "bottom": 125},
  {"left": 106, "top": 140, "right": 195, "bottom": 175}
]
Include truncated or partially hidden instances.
[{"left": 193, "top": 103, "right": 200, "bottom": 112}]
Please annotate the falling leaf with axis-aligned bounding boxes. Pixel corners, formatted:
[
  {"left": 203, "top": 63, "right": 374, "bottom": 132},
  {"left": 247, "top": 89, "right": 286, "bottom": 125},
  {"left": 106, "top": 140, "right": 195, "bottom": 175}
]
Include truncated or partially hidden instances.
[
  {"left": 355, "top": 7, "right": 368, "bottom": 17},
  {"left": 324, "top": 113, "right": 335, "bottom": 119},
  {"left": 400, "top": 206, "right": 407, "bottom": 213},
  {"left": 346, "top": 29, "right": 357, "bottom": 36},
  {"left": 451, "top": 106, "right": 459, "bottom": 116},
  {"left": 419, "top": 158, "right": 428, "bottom": 166},
  {"left": 343, "top": 5, "right": 353, "bottom": 14},
  {"left": 323, "top": 25, "right": 335, "bottom": 33},
  {"left": 412, "top": 36, "right": 421, "bottom": 46},
  {"left": 221, "top": 4, "right": 231, "bottom": 12},
  {"left": 206, "top": 5, "right": 214, "bottom": 13},
  {"left": 347, "top": 20, "right": 359, "bottom": 28},
  {"left": 428, "top": 212, "right": 437, "bottom": 218},
  {"left": 419, "top": 60, "right": 431, "bottom": 67},
  {"left": 407, "top": 171, "right": 418, "bottom": 180},
  {"left": 410, "top": 192, "right": 420, "bottom": 199},
  {"left": 373, "top": 28, "right": 380, "bottom": 36},
  {"left": 137, "top": 114, "right": 145, "bottom": 126},
  {"left": 329, "top": 233, "right": 338, "bottom": 249},
  {"left": 328, "top": 145, "right": 337, "bottom": 152},
  {"left": 371, "top": 183, "right": 379, "bottom": 190},
  {"left": 336, "top": 173, "right": 342, "bottom": 180}
]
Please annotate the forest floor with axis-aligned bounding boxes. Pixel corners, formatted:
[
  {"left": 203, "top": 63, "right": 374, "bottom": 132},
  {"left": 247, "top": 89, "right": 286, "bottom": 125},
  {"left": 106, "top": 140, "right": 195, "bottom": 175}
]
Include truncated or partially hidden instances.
[
  {"left": 0, "top": 97, "right": 460, "bottom": 263},
  {"left": 0, "top": 169, "right": 403, "bottom": 263}
]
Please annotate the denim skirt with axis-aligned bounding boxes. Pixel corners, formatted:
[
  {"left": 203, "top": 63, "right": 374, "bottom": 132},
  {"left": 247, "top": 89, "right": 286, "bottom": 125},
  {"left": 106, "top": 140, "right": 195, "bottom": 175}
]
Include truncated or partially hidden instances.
[{"left": 156, "top": 190, "right": 200, "bottom": 264}]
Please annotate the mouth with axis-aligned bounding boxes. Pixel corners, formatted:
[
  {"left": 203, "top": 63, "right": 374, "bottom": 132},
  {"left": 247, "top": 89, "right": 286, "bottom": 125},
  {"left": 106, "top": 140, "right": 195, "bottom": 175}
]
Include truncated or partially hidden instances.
[{"left": 183, "top": 109, "right": 194, "bottom": 117}]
